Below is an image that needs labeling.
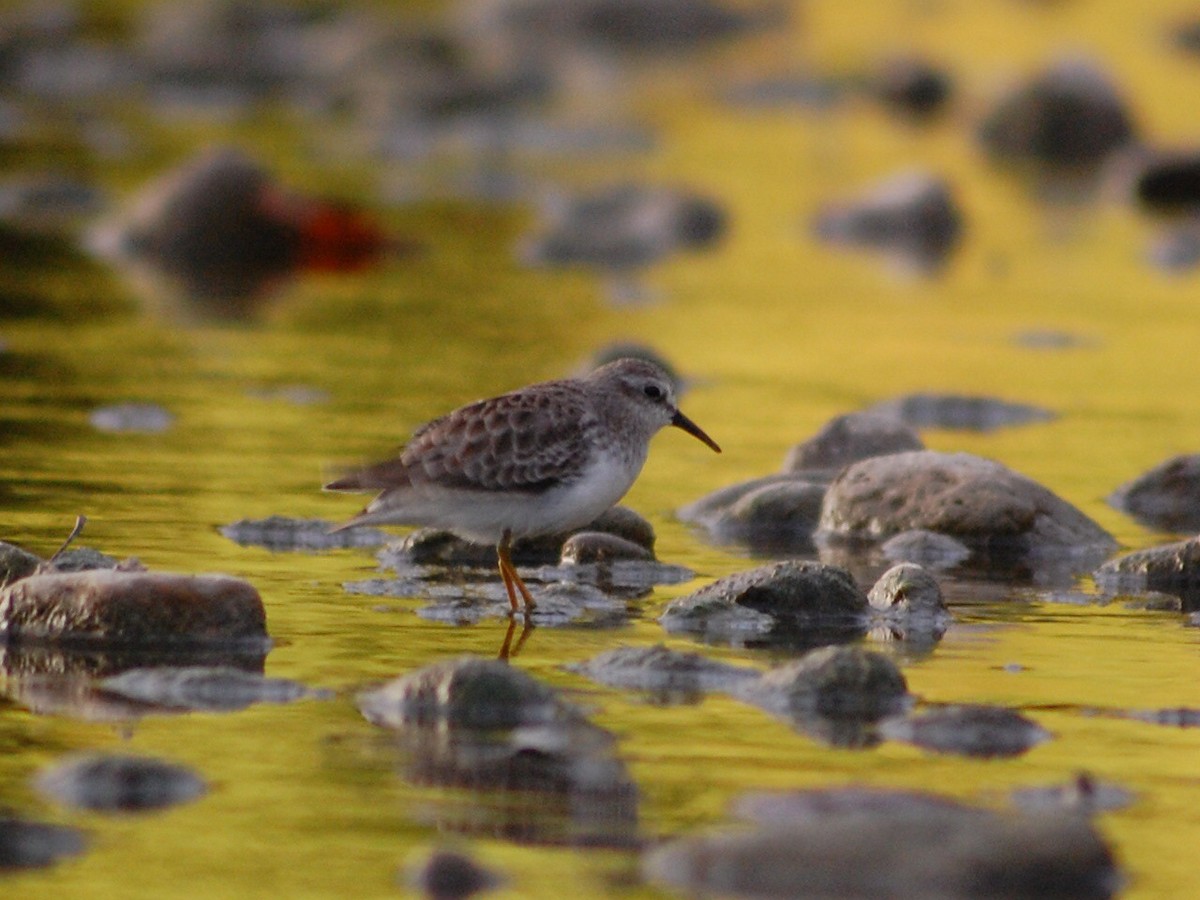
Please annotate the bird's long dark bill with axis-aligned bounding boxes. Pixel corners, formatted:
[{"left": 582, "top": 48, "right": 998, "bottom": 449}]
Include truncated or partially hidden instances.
[{"left": 671, "top": 409, "right": 721, "bottom": 453}]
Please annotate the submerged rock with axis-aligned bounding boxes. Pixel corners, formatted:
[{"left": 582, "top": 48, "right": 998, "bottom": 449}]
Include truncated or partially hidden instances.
[
  {"left": 0, "top": 815, "right": 86, "bottom": 870},
  {"left": 816, "top": 451, "right": 1116, "bottom": 571},
  {"left": 812, "top": 170, "right": 963, "bottom": 273},
  {"left": 977, "top": 57, "right": 1136, "bottom": 171},
  {"left": 1094, "top": 535, "right": 1200, "bottom": 610},
  {"left": 35, "top": 753, "right": 207, "bottom": 812},
  {"left": 732, "top": 786, "right": 973, "bottom": 827},
  {"left": 566, "top": 644, "right": 758, "bottom": 700},
  {"left": 1010, "top": 772, "right": 1134, "bottom": 816},
  {"left": 866, "top": 563, "right": 951, "bottom": 644},
  {"left": 359, "top": 656, "right": 579, "bottom": 730},
  {"left": 732, "top": 645, "right": 908, "bottom": 721},
  {"left": 693, "top": 479, "right": 826, "bottom": 555},
  {"left": 98, "top": 666, "right": 327, "bottom": 713},
  {"left": 220, "top": 516, "right": 390, "bottom": 551},
  {"left": 866, "top": 393, "right": 1056, "bottom": 432},
  {"left": 880, "top": 704, "right": 1051, "bottom": 758},
  {"left": 519, "top": 182, "right": 726, "bottom": 283},
  {"left": 560, "top": 531, "right": 652, "bottom": 564},
  {"left": 1106, "top": 454, "right": 1200, "bottom": 532},
  {"left": 782, "top": 412, "right": 924, "bottom": 475},
  {"left": 868, "top": 55, "right": 953, "bottom": 120},
  {"left": 0, "top": 569, "right": 269, "bottom": 646},
  {"left": 646, "top": 791, "right": 1118, "bottom": 899}
]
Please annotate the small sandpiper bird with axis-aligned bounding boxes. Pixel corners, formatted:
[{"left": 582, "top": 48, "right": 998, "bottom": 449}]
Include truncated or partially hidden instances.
[{"left": 325, "top": 358, "right": 721, "bottom": 613}]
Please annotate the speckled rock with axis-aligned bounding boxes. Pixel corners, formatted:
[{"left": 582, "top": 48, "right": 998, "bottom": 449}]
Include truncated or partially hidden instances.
[
  {"left": 34, "top": 753, "right": 206, "bottom": 811},
  {"left": 817, "top": 451, "right": 1116, "bottom": 566},
  {"left": 782, "top": 412, "right": 924, "bottom": 474},
  {"left": 0, "top": 816, "right": 86, "bottom": 870},
  {"left": 868, "top": 563, "right": 945, "bottom": 615},
  {"left": 1094, "top": 535, "right": 1200, "bottom": 610},
  {"left": 358, "top": 655, "right": 581, "bottom": 730},
  {"left": 659, "top": 560, "right": 868, "bottom": 641},
  {"left": 1106, "top": 454, "right": 1200, "bottom": 532},
  {"left": 0, "top": 541, "right": 40, "bottom": 585},
  {"left": 646, "top": 794, "right": 1118, "bottom": 899},
  {"left": 977, "top": 57, "right": 1135, "bottom": 170},
  {"left": 0, "top": 569, "right": 269, "bottom": 646},
  {"left": 866, "top": 393, "right": 1056, "bottom": 432},
  {"left": 566, "top": 644, "right": 758, "bottom": 698},
  {"left": 732, "top": 645, "right": 908, "bottom": 720},
  {"left": 560, "top": 531, "right": 653, "bottom": 564},
  {"left": 812, "top": 170, "right": 963, "bottom": 273},
  {"left": 881, "top": 704, "right": 1051, "bottom": 758}
]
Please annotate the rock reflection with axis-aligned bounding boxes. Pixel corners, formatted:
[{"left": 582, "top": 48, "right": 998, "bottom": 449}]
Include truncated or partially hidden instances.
[
  {"left": 359, "top": 656, "right": 639, "bottom": 848},
  {"left": 0, "top": 643, "right": 267, "bottom": 720}
]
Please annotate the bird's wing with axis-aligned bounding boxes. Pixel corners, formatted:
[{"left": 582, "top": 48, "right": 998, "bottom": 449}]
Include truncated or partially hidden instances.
[{"left": 325, "top": 383, "right": 593, "bottom": 495}]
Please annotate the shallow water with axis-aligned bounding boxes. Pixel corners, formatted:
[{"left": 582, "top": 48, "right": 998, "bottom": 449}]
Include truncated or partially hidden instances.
[{"left": 3, "top": 0, "right": 1200, "bottom": 897}]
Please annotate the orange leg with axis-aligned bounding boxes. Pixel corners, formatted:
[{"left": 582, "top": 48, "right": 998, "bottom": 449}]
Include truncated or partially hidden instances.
[
  {"left": 497, "top": 616, "right": 535, "bottom": 661},
  {"left": 497, "top": 530, "right": 536, "bottom": 614}
]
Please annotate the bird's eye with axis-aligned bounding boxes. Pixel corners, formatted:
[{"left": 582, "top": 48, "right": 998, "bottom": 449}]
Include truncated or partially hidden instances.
[{"left": 643, "top": 383, "right": 664, "bottom": 401}]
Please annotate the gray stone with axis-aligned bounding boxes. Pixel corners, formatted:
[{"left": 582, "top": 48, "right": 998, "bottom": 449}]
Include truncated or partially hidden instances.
[
  {"left": 560, "top": 531, "right": 653, "bottom": 564},
  {"left": 659, "top": 560, "right": 868, "bottom": 643},
  {"left": 783, "top": 412, "right": 924, "bottom": 473},
  {"left": 0, "top": 816, "right": 86, "bottom": 870},
  {"left": 817, "top": 451, "right": 1116, "bottom": 567},
  {"left": 98, "top": 666, "right": 328, "bottom": 713},
  {"left": 868, "top": 563, "right": 945, "bottom": 615},
  {"left": 0, "top": 541, "right": 41, "bottom": 585},
  {"left": 0, "top": 569, "right": 269, "bottom": 646},
  {"left": 1106, "top": 454, "right": 1200, "bottom": 532},
  {"left": 406, "top": 848, "right": 503, "bottom": 899},
  {"left": 358, "top": 655, "right": 582, "bottom": 730},
  {"left": 35, "top": 753, "right": 206, "bottom": 811},
  {"left": 88, "top": 402, "right": 174, "bottom": 433},
  {"left": 866, "top": 393, "right": 1056, "bottom": 432},
  {"left": 646, "top": 795, "right": 1118, "bottom": 899},
  {"left": 566, "top": 644, "right": 758, "bottom": 698},
  {"left": 1094, "top": 535, "right": 1200, "bottom": 610},
  {"left": 880, "top": 704, "right": 1051, "bottom": 758},
  {"left": 812, "top": 170, "right": 963, "bottom": 273},
  {"left": 702, "top": 480, "right": 826, "bottom": 553},
  {"left": 220, "top": 515, "right": 390, "bottom": 551}
]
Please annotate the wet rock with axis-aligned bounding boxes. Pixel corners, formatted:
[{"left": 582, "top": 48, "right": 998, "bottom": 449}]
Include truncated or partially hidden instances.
[
  {"left": 383, "top": 505, "right": 656, "bottom": 568},
  {"left": 1120, "top": 590, "right": 1182, "bottom": 612},
  {"left": 0, "top": 569, "right": 269, "bottom": 646},
  {"left": 34, "top": 753, "right": 207, "bottom": 812},
  {"left": 1119, "top": 149, "right": 1200, "bottom": 214},
  {"left": 98, "top": 666, "right": 328, "bottom": 713},
  {"left": 359, "top": 656, "right": 580, "bottom": 730},
  {"left": 868, "top": 55, "right": 953, "bottom": 120},
  {"left": 560, "top": 531, "right": 652, "bottom": 564},
  {"left": 89, "top": 147, "right": 391, "bottom": 313},
  {"left": 88, "top": 402, "right": 174, "bottom": 434},
  {"left": 880, "top": 704, "right": 1051, "bottom": 758},
  {"left": 361, "top": 655, "right": 638, "bottom": 847},
  {"left": 678, "top": 473, "right": 809, "bottom": 527},
  {"left": 659, "top": 560, "right": 868, "bottom": 645},
  {"left": 879, "top": 529, "right": 972, "bottom": 569},
  {"left": 866, "top": 393, "right": 1056, "bottom": 431},
  {"left": 977, "top": 58, "right": 1136, "bottom": 170},
  {"left": 1106, "top": 454, "right": 1200, "bottom": 532},
  {"left": 0, "top": 815, "right": 86, "bottom": 870},
  {"left": 407, "top": 847, "right": 503, "bottom": 899},
  {"left": 782, "top": 412, "right": 924, "bottom": 475},
  {"left": 1120, "top": 707, "right": 1200, "bottom": 727},
  {"left": 1146, "top": 222, "right": 1200, "bottom": 273},
  {"left": 1010, "top": 772, "right": 1134, "bottom": 816},
  {"left": 566, "top": 644, "right": 758, "bottom": 700},
  {"left": 518, "top": 183, "right": 726, "bottom": 295},
  {"left": 865, "top": 563, "right": 951, "bottom": 645},
  {"left": 220, "top": 515, "right": 391, "bottom": 551},
  {"left": 812, "top": 170, "right": 963, "bottom": 273},
  {"left": 720, "top": 72, "right": 848, "bottom": 111},
  {"left": 417, "top": 581, "right": 631, "bottom": 628},
  {"left": 46, "top": 547, "right": 122, "bottom": 572},
  {"left": 1094, "top": 535, "right": 1200, "bottom": 611},
  {"left": 816, "top": 451, "right": 1117, "bottom": 570},
  {"left": 697, "top": 479, "right": 826, "bottom": 555},
  {"left": 732, "top": 645, "right": 908, "bottom": 720},
  {"left": 646, "top": 794, "right": 1118, "bottom": 899},
  {"left": 0, "top": 541, "right": 40, "bottom": 585}
]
